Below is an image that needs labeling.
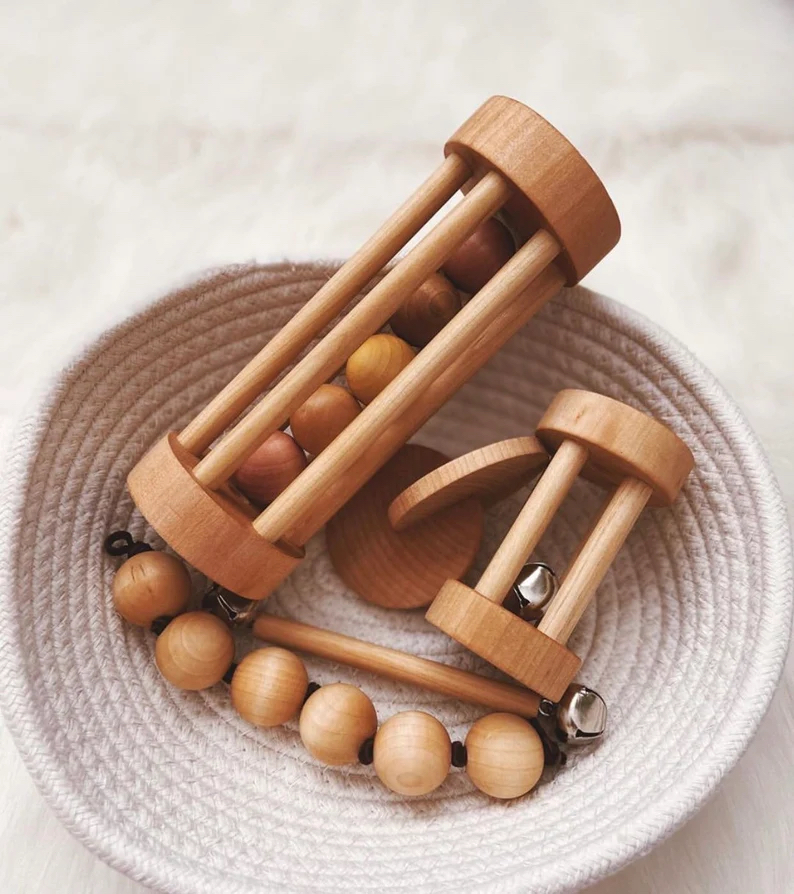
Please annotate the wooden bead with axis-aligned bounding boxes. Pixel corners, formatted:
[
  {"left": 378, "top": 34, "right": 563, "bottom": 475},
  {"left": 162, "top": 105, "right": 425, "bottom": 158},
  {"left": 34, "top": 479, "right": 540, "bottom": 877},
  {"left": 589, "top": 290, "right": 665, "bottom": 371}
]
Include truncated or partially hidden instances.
[
  {"left": 289, "top": 384, "right": 361, "bottom": 456},
  {"left": 299, "top": 682, "right": 378, "bottom": 765},
  {"left": 345, "top": 333, "right": 415, "bottom": 405},
  {"left": 154, "top": 611, "right": 235, "bottom": 690},
  {"left": 230, "top": 647, "right": 308, "bottom": 728},
  {"left": 373, "top": 711, "right": 450, "bottom": 796},
  {"left": 464, "top": 712, "right": 544, "bottom": 799},
  {"left": 389, "top": 273, "right": 461, "bottom": 347},
  {"left": 112, "top": 550, "right": 191, "bottom": 627},
  {"left": 233, "top": 431, "right": 307, "bottom": 507},
  {"left": 442, "top": 218, "right": 515, "bottom": 294}
]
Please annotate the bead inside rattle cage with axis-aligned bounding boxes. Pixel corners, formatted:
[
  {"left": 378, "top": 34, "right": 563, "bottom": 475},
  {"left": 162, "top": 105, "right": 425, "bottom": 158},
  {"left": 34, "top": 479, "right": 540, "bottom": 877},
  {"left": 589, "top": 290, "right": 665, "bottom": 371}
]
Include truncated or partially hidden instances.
[{"left": 126, "top": 95, "right": 621, "bottom": 602}]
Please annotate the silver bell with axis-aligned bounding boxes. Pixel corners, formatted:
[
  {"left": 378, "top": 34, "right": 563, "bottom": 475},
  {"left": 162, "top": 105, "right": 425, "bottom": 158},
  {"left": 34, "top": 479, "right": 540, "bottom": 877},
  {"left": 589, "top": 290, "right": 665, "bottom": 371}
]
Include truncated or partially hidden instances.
[
  {"left": 203, "top": 585, "right": 259, "bottom": 626},
  {"left": 503, "top": 562, "right": 558, "bottom": 622},
  {"left": 555, "top": 685, "right": 608, "bottom": 744}
]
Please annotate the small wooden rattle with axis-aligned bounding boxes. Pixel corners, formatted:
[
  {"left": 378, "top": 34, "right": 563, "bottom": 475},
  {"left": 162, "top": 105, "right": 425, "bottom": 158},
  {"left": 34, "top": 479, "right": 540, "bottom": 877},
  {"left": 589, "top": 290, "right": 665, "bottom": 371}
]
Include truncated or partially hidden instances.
[
  {"left": 423, "top": 389, "right": 694, "bottom": 701},
  {"left": 126, "top": 96, "right": 620, "bottom": 603}
]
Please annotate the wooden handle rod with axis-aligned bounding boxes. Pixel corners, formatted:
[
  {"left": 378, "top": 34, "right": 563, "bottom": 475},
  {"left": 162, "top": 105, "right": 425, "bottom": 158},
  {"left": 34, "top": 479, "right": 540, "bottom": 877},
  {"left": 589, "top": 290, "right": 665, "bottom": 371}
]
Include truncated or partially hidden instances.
[
  {"left": 476, "top": 440, "right": 589, "bottom": 603},
  {"left": 178, "top": 153, "right": 471, "bottom": 456},
  {"left": 283, "top": 263, "right": 567, "bottom": 546},
  {"left": 254, "top": 228, "right": 561, "bottom": 543},
  {"left": 192, "top": 170, "right": 512, "bottom": 490},
  {"left": 538, "top": 476, "right": 653, "bottom": 644},
  {"left": 252, "top": 614, "right": 541, "bottom": 718}
]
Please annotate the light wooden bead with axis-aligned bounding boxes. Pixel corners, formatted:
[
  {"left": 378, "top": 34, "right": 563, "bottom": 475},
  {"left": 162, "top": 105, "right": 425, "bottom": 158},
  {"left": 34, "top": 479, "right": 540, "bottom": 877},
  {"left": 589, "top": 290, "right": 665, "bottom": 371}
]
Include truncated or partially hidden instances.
[
  {"left": 233, "top": 431, "right": 307, "bottom": 507},
  {"left": 465, "top": 712, "right": 544, "bottom": 799},
  {"left": 373, "top": 710, "right": 450, "bottom": 796},
  {"left": 230, "top": 647, "right": 308, "bottom": 728},
  {"left": 299, "top": 682, "right": 378, "bottom": 765},
  {"left": 442, "top": 218, "right": 515, "bottom": 294},
  {"left": 112, "top": 550, "right": 191, "bottom": 627},
  {"left": 154, "top": 611, "right": 235, "bottom": 690},
  {"left": 289, "top": 384, "right": 361, "bottom": 456},
  {"left": 389, "top": 273, "right": 462, "bottom": 348},
  {"left": 345, "top": 333, "right": 415, "bottom": 405}
]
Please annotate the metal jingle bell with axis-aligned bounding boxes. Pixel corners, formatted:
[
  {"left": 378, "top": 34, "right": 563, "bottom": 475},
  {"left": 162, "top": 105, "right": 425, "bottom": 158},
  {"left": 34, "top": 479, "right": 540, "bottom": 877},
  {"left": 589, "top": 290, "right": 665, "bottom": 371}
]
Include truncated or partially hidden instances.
[
  {"left": 502, "top": 561, "right": 558, "bottom": 622},
  {"left": 202, "top": 585, "right": 259, "bottom": 627},
  {"left": 555, "top": 684, "right": 608, "bottom": 744}
]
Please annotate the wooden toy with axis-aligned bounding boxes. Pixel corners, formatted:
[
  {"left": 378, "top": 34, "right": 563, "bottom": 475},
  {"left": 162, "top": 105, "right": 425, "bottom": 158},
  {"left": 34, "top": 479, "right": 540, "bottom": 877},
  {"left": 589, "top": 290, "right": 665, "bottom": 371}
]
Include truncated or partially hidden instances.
[
  {"left": 345, "top": 333, "right": 416, "bottom": 404},
  {"left": 126, "top": 95, "right": 620, "bottom": 604},
  {"left": 464, "top": 713, "right": 544, "bottom": 799},
  {"left": 289, "top": 384, "right": 361, "bottom": 456},
  {"left": 389, "top": 273, "right": 461, "bottom": 347},
  {"left": 442, "top": 218, "right": 516, "bottom": 294},
  {"left": 230, "top": 647, "right": 309, "bottom": 727},
  {"left": 325, "top": 444, "right": 484, "bottom": 608},
  {"left": 154, "top": 611, "right": 235, "bottom": 690},
  {"left": 425, "top": 389, "right": 695, "bottom": 700},
  {"left": 373, "top": 711, "right": 451, "bottom": 796},
  {"left": 299, "top": 683, "right": 378, "bottom": 766},
  {"left": 233, "top": 430, "right": 307, "bottom": 507}
]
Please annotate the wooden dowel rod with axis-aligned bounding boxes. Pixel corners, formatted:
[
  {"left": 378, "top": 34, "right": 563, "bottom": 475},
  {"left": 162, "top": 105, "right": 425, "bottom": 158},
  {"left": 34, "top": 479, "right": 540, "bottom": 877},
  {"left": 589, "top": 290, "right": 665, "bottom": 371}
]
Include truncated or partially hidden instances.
[
  {"left": 475, "top": 440, "right": 590, "bottom": 604},
  {"left": 283, "top": 263, "right": 567, "bottom": 546},
  {"left": 252, "top": 614, "right": 541, "bottom": 718},
  {"left": 178, "top": 154, "right": 471, "bottom": 456},
  {"left": 538, "top": 477, "right": 653, "bottom": 644},
  {"left": 254, "top": 228, "right": 561, "bottom": 543},
  {"left": 193, "top": 171, "right": 512, "bottom": 489}
]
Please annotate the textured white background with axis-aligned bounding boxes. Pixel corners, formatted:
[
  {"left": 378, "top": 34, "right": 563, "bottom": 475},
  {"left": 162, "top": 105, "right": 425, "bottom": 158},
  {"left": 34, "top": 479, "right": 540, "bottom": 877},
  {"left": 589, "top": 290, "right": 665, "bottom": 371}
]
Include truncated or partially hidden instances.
[{"left": 1, "top": 1, "right": 792, "bottom": 891}]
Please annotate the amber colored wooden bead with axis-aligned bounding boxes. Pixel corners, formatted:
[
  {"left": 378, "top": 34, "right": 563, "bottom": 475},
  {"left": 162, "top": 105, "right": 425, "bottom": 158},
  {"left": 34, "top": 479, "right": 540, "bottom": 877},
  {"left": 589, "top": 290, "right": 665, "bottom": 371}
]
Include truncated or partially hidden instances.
[
  {"left": 442, "top": 218, "right": 516, "bottom": 294},
  {"left": 299, "top": 682, "right": 378, "bottom": 766},
  {"left": 464, "top": 712, "right": 544, "bottom": 799},
  {"left": 112, "top": 550, "right": 191, "bottom": 627},
  {"left": 345, "top": 333, "right": 415, "bottom": 405},
  {"left": 230, "top": 647, "right": 308, "bottom": 728},
  {"left": 289, "top": 384, "right": 361, "bottom": 456},
  {"left": 154, "top": 611, "right": 235, "bottom": 690},
  {"left": 389, "top": 273, "right": 462, "bottom": 348},
  {"left": 373, "top": 710, "right": 450, "bottom": 796},
  {"left": 233, "top": 431, "right": 307, "bottom": 507}
]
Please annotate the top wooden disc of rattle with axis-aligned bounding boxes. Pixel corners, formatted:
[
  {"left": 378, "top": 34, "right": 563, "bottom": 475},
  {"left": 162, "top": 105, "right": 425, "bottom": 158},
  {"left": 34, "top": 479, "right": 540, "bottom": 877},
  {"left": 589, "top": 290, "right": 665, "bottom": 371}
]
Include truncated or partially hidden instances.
[{"left": 388, "top": 437, "right": 549, "bottom": 532}]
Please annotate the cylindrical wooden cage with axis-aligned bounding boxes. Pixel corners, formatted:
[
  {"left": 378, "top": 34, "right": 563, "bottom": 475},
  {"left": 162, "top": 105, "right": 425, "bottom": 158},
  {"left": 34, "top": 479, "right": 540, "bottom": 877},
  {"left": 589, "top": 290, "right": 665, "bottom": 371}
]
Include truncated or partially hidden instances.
[{"left": 127, "top": 96, "right": 621, "bottom": 601}]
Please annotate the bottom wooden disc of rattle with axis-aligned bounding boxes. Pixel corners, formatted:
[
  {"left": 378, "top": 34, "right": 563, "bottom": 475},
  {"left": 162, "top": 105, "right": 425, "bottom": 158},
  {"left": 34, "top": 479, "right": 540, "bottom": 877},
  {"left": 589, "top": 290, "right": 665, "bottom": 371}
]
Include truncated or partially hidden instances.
[{"left": 326, "top": 444, "right": 484, "bottom": 609}]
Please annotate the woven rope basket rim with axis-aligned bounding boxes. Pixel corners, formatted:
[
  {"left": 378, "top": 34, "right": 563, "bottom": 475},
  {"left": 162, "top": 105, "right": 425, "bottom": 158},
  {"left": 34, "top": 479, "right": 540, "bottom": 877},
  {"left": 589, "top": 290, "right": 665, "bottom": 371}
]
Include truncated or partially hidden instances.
[{"left": 0, "top": 261, "right": 791, "bottom": 894}]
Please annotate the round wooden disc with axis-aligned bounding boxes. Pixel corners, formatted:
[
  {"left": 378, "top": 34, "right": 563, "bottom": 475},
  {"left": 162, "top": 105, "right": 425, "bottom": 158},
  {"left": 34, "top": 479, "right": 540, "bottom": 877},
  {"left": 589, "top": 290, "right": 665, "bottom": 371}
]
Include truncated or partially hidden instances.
[
  {"left": 387, "top": 437, "right": 548, "bottom": 532},
  {"left": 326, "top": 444, "right": 484, "bottom": 609}
]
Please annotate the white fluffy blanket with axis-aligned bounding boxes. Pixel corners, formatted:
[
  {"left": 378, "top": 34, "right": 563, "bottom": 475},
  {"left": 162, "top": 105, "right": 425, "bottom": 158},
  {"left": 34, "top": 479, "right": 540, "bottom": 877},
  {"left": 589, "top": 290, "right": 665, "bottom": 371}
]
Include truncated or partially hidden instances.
[{"left": 1, "top": 1, "right": 792, "bottom": 891}]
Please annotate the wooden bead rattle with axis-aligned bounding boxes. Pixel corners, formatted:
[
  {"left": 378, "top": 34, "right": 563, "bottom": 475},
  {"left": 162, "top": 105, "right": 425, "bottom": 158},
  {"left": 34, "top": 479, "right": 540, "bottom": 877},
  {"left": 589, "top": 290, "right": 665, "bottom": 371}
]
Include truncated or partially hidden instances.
[
  {"left": 425, "top": 389, "right": 695, "bottom": 700},
  {"left": 105, "top": 532, "right": 604, "bottom": 799},
  {"left": 126, "top": 96, "right": 620, "bottom": 603}
]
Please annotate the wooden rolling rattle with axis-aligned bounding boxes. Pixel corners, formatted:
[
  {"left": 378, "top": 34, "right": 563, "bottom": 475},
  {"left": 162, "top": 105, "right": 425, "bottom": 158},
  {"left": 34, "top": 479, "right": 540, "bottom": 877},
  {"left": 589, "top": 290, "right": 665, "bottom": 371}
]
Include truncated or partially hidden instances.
[
  {"left": 425, "top": 389, "right": 695, "bottom": 701},
  {"left": 126, "top": 96, "right": 620, "bottom": 603}
]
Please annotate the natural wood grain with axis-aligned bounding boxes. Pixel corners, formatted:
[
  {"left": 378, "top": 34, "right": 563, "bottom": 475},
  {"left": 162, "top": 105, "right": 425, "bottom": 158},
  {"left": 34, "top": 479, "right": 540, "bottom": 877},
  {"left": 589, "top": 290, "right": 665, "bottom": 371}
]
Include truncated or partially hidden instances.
[
  {"left": 475, "top": 439, "right": 589, "bottom": 604},
  {"left": 299, "top": 683, "right": 378, "bottom": 766},
  {"left": 230, "top": 647, "right": 308, "bottom": 727},
  {"left": 252, "top": 614, "right": 541, "bottom": 719},
  {"left": 425, "top": 580, "right": 581, "bottom": 701},
  {"left": 177, "top": 153, "right": 471, "bottom": 455},
  {"left": 192, "top": 171, "right": 512, "bottom": 490},
  {"left": 283, "top": 264, "right": 566, "bottom": 546},
  {"left": 536, "top": 389, "right": 695, "bottom": 506},
  {"left": 325, "top": 444, "right": 483, "bottom": 608},
  {"left": 446, "top": 95, "right": 621, "bottom": 283},
  {"left": 464, "top": 712, "right": 545, "bottom": 799},
  {"left": 373, "top": 711, "right": 451, "bottom": 796},
  {"left": 127, "top": 432, "right": 304, "bottom": 601},
  {"left": 112, "top": 550, "right": 191, "bottom": 627},
  {"left": 233, "top": 431, "right": 307, "bottom": 507},
  {"left": 389, "top": 272, "right": 461, "bottom": 347},
  {"left": 154, "top": 611, "right": 235, "bottom": 690},
  {"left": 388, "top": 437, "right": 549, "bottom": 532},
  {"left": 254, "top": 228, "right": 560, "bottom": 543},
  {"left": 289, "top": 384, "right": 361, "bottom": 456},
  {"left": 345, "top": 333, "right": 415, "bottom": 404},
  {"left": 442, "top": 217, "right": 515, "bottom": 294},
  {"left": 539, "top": 477, "right": 653, "bottom": 643}
]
